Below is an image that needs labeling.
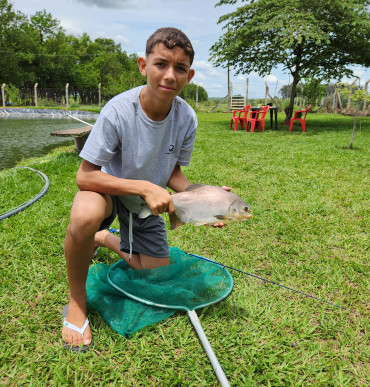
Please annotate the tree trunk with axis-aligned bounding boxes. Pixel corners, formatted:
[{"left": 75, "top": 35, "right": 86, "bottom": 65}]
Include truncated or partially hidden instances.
[{"left": 282, "top": 73, "right": 300, "bottom": 125}]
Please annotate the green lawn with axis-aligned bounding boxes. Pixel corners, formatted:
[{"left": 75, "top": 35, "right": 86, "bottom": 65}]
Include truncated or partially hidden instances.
[{"left": 0, "top": 112, "right": 369, "bottom": 386}]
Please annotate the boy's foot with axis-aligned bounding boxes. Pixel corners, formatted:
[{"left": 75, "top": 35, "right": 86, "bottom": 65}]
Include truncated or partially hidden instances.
[
  {"left": 94, "top": 229, "right": 110, "bottom": 248},
  {"left": 62, "top": 301, "right": 93, "bottom": 352}
]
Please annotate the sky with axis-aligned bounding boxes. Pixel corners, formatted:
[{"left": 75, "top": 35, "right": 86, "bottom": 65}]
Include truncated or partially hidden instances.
[{"left": 10, "top": 0, "right": 370, "bottom": 98}]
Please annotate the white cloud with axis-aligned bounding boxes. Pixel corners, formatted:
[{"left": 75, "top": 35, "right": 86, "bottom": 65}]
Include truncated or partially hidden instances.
[
  {"left": 191, "top": 39, "right": 202, "bottom": 50},
  {"left": 194, "top": 72, "right": 207, "bottom": 81},
  {"left": 114, "top": 34, "right": 130, "bottom": 46},
  {"left": 352, "top": 67, "right": 365, "bottom": 79},
  {"left": 75, "top": 0, "right": 136, "bottom": 9},
  {"left": 193, "top": 60, "right": 221, "bottom": 76},
  {"left": 265, "top": 74, "right": 278, "bottom": 83}
]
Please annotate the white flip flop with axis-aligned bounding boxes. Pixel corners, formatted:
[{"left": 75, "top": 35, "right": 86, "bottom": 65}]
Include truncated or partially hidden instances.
[{"left": 62, "top": 305, "right": 93, "bottom": 353}]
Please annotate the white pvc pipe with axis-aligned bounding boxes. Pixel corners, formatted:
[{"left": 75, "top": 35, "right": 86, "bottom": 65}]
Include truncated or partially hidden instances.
[
  {"left": 66, "top": 114, "right": 94, "bottom": 126},
  {"left": 187, "top": 310, "right": 230, "bottom": 387}
]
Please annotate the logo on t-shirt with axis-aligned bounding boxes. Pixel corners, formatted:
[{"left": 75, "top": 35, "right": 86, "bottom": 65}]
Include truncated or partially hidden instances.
[{"left": 166, "top": 144, "right": 175, "bottom": 154}]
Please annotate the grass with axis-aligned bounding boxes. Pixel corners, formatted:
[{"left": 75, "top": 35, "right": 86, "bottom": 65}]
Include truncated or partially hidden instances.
[{"left": 0, "top": 112, "right": 369, "bottom": 386}]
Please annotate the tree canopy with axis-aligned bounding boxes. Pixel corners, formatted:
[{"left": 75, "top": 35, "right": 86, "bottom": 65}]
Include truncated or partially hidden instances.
[
  {"left": 0, "top": 0, "right": 145, "bottom": 103},
  {"left": 210, "top": 0, "right": 370, "bottom": 122},
  {"left": 180, "top": 83, "right": 208, "bottom": 102}
]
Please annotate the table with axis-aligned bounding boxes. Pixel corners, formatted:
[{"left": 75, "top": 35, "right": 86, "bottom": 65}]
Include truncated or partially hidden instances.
[
  {"left": 251, "top": 106, "right": 278, "bottom": 130},
  {"left": 51, "top": 126, "right": 92, "bottom": 153}
]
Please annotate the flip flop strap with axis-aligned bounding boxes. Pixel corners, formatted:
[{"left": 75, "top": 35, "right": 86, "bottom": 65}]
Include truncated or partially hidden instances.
[{"left": 63, "top": 318, "right": 89, "bottom": 336}]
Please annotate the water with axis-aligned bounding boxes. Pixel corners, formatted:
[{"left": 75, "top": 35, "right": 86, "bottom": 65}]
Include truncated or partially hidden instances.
[{"left": 0, "top": 116, "right": 96, "bottom": 171}]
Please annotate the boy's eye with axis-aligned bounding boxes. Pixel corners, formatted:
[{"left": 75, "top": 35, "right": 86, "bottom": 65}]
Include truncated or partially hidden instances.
[{"left": 156, "top": 62, "right": 165, "bottom": 68}]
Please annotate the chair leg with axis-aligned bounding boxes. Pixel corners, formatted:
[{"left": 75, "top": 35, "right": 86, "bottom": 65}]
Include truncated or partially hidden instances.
[
  {"left": 250, "top": 121, "right": 256, "bottom": 133},
  {"left": 289, "top": 119, "right": 293, "bottom": 132},
  {"left": 302, "top": 120, "right": 305, "bottom": 132},
  {"left": 234, "top": 119, "right": 239, "bottom": 131}
]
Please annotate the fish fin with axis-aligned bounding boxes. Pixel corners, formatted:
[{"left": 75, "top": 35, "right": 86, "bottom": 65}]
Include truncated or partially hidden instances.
[
  {"left": 169, "top": 213, "right": 184, "bottom": 230},
  {"left": 185, "top": 183, "right": 206, "bottom": 192},
  {"left": 138, "top": 204, "right": 152, "bottom": 219},
  {"left": 215, "top": 215, "right": 228, "bottom": 220}
]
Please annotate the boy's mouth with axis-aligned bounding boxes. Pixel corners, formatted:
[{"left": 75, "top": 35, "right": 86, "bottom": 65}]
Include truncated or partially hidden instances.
[{"left": 160, "top": 85, "right": 176, "bottom": 92}]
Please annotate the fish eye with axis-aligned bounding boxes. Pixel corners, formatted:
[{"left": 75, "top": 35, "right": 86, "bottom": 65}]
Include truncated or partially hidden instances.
[{"left": 244, "top": 206, "right": 249, "bottom": 212}]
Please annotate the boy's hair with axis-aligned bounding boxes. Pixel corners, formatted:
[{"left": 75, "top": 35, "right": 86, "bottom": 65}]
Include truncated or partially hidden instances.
[{"left": 146, "top": 27, "right": 194, "bottom": 65}]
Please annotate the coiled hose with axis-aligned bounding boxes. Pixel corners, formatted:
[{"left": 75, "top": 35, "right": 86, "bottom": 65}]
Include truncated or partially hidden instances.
[{"left": 0, "top": 167, "right": 49, "bottom": 221}]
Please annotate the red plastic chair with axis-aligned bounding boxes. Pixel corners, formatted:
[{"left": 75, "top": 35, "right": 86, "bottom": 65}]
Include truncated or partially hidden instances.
[
  {"left": 230, "top": 105, "right": 251, "bottom": 131},
  {"left": 289, "top": 105, "right": 311, "bottom": 132},
  {"left": 247, "top": 105, "right": 270, "bottom": 132}
]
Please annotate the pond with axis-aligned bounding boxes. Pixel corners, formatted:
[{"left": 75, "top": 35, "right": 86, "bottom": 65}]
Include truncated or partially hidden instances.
[{"left": 0, "top": 115, "right": 96, "bottom": 171}]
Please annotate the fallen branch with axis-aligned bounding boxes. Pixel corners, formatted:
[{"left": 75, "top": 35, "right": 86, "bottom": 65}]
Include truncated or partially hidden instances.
[
  {"left": 268, "top": 93, "right": 284, "bottom": 112},
  {"left": 209, "top": 95, "right": 228, "bottom": 112}
]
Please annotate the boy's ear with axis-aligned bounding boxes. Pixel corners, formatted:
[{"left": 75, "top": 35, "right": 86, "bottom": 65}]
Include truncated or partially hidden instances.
[
  {"left": 186, "top": 69, "right": 195, "bottom": 84},
  {"left": 137, "top": 57, "right": 147, "bottom": 76}
]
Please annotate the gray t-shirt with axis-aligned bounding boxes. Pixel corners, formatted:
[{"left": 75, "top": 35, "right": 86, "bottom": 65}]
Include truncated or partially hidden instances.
[{"left": 79, "top": 86, "right": 197, "bottom": 213}]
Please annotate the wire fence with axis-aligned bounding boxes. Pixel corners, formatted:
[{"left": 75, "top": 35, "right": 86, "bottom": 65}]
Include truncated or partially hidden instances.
[
  {"left": 1, "top": 84, "right": 106, "bottom": 108},
  {"left": 1, "top": 81, "right": 369, "bottom": 116}
]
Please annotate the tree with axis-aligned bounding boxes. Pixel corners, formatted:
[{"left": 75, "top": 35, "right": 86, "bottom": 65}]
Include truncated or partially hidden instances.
[
  {"left": 339, "top": 83, "right": 367, "bottom": 149},
  {"left": 30, "top": 9, "right": 61, "bottom": 43},
  {"left": 210, "top": 0, "right": 370, "bottom": 124},
  {"left": 180, "top": 83, "right": 208, "bottom": 101},
  {"left": 0, "top": 0, "right": 145, "bottom": 104},
  {"left": 279, "top": 85, "right": 293, "bottom": 100},
  {"left": 0, "top": 0, "right": 30, "bottom": 87},
  {"left": 301, "top": 78, "right": 326, "bottom": 107}
]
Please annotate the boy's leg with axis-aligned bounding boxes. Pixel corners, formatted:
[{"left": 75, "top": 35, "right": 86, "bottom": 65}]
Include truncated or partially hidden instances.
[
  {"left": 95, "top": 229, "right": 170, "bottom": 270},
  {"left": 62, "top": 190, "right": 113, "bottom": 347}
]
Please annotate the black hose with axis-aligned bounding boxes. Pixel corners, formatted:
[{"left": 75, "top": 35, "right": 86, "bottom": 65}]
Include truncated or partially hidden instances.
[{"left": 0, "top": 167, "right": 49, "bottom": 221}]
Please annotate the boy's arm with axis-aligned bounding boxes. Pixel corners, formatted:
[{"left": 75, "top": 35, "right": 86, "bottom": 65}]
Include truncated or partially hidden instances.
[
  {"left": 167, "top": 165, "right": 191, "bottom": 193},
  {"left": 77, "top": 160, "right": 175, "bottom": 216}
]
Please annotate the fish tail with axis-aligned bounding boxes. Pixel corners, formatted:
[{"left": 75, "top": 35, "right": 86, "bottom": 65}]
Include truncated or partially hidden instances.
[{"left": 138, "top": 204, "right": 152, "bottom": 219}]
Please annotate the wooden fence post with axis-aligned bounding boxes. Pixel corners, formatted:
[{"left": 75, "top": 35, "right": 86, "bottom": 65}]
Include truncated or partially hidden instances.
[
  {"left": 335, "top": 83, "right": 343, "bottom": 113},
  {"left": 362, "top": 79, "right": 369, "bottom": 116},
  {"left": 228, "top": 82, "right": 232, "bottom": 113},
  {"left": 332, "top": 90, "right": 336, "bottom": 113},
  {"left": 98, "top": 82, "right": 101, "bottom": 108},
  {"left": 346, "top": 79, "right": 357, "bottom": 110},
  {"left": 34, "top": 83, "right": 38, "bottom": 107},
  {"left": 65, "top": 83, "right": 69, "bottom": 108},
  {"left": 245, "top": 78, "right": 249, "bottom": 104},
  {"left": 265, "top": 81, "right": 268, "bottom": 105},
  {"left": 196, "top": 83, "right": 199, "bottom": 109},
  {"left": 1, "top": 84, "right": 5, "bottom": 107}
]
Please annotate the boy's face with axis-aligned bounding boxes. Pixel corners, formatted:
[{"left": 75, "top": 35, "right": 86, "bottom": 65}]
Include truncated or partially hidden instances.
[{"left": 138, "top": 43, "right": 195, "bottom": 103}]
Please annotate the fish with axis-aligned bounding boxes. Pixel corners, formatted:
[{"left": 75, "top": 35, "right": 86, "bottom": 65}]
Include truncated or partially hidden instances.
[{"left": 138, "top": 184, "right": 252, "bottom": 230}]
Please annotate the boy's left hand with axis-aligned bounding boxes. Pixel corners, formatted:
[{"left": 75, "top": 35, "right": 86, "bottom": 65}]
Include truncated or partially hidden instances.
[{"left": 212, "top": 186, "right": 231, "bottom": 228}]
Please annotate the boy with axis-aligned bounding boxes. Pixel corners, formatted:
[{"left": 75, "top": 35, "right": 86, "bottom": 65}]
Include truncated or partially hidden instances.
[{"left": 62, "top": 27, "right": 226, "bottom": 352}]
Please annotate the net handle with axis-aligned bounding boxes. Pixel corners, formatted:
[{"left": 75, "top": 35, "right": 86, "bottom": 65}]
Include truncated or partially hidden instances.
[{"left": 188, "top": 310, "right": 230, "bottom": 387}]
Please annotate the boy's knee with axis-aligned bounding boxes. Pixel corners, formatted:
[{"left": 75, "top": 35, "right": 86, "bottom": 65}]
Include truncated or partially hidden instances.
[
  {"left": 67, "top": 215, "right": 100, "bottom": 239},
  {"left": 68, "top": 205, "right": 106, "bottom": 238}
]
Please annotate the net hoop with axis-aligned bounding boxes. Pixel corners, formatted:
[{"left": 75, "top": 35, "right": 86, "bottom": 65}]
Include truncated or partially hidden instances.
[{"left": 106, "top": 251, "right": 234, "bottom": 312}]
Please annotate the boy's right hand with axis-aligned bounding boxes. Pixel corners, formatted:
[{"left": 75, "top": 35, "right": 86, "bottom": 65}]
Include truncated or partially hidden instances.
[{"left": 143, "top": 183, "right": 175, "bottom": 216}]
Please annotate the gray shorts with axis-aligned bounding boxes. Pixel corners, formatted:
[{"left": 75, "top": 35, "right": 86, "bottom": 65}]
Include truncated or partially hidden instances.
[{"left": 99, "top": 196, "right": 169, "bottom": 258}]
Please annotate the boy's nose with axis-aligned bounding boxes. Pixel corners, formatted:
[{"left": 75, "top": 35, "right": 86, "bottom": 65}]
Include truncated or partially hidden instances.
[{"left": 164, "top": 67, "right": 176, "bottom": 81}]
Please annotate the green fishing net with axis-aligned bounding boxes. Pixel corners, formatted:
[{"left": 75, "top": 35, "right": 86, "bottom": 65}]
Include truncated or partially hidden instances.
[{"left": 86, "top": 247, "right": 233, "bottom": 337}]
